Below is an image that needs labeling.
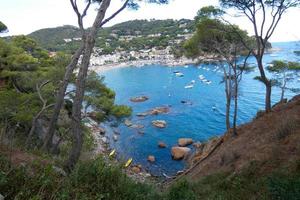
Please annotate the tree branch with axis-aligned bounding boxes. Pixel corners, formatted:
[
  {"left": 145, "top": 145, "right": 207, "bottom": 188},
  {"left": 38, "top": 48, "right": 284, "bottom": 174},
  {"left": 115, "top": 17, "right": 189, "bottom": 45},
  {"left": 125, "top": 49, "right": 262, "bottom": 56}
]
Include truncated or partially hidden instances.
[{"left": 99, "top": 0, "right": 129, "bottom": 27}]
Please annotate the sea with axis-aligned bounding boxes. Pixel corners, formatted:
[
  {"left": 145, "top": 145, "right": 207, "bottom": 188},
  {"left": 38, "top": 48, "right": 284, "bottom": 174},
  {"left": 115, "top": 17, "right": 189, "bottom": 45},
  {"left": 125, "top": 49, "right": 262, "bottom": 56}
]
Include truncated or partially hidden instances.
[{"left": 99, "top": 41, "right": 300, "bottom": 176}]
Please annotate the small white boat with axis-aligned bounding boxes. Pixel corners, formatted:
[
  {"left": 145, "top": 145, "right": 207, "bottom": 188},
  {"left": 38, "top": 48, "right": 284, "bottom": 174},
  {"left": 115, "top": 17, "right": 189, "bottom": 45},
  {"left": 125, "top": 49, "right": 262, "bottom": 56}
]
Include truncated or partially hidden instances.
[
  {"left": 199, "top": 75, "right": 205, "bottom": 80},
  {"left": 175, "top": 72, "right": 184, "bottom": 77},
  {"left": 190, "top": 80, "right": 196, "bottom": 84},
  {"left": 206, "top": 81, "right": 212, "bottom": 84},
  {"left": 184, "top": 84, "right": 194, "bottom": 89},
  {"left": 184, "top": 65, "right": 189, "bottom": 68}
]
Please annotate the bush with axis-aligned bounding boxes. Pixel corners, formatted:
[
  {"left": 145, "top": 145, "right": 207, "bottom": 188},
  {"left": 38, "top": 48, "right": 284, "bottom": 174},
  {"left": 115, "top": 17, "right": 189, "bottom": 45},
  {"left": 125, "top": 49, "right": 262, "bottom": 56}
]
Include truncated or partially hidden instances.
[
  {"left": 268, "top": 174, "right": 300, "bottom": 200},
  {"left": 0, "top": 156, "right": 159, "bottom": 200},
  {"left": 167, "top": 180, "right": 196, "bottom": 200}
]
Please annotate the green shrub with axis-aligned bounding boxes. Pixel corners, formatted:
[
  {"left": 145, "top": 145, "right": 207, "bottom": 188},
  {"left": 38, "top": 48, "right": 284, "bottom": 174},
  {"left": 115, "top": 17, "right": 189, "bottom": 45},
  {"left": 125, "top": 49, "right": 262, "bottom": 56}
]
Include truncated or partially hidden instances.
[
  {"left": 167, "top": 180, "right": 196, "bottom": 200},
  {"left": 268, "top": 174, "right": 300, "bottom": 200}
]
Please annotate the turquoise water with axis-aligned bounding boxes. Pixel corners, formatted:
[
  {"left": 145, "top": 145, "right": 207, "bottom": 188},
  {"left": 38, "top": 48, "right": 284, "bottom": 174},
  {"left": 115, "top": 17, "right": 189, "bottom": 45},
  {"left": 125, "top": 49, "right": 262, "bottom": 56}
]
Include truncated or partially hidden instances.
[{"left": 100, "top": 42, "right": 300, "bottom": 176}]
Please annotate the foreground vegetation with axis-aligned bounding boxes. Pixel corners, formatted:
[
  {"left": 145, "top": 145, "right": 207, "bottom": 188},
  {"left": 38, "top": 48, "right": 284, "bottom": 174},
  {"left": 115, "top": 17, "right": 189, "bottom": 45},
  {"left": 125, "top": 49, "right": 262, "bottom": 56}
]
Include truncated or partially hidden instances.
[{"left": 1, "top": 152, "right": 299, "bottom": 200}]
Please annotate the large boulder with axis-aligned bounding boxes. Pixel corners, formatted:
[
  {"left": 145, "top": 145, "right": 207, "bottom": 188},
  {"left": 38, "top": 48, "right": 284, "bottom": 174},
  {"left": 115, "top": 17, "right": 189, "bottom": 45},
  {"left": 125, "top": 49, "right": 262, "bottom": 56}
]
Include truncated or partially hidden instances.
[
  {"left": 152, "top": 120, "right": 167, "bottom": 128},
  {"left": 131, "top": 166, "right": 141, "bottom": 173},
  {"left": 178, "top": 138, "right": 193, "bottom": 147},
  {"left": 130, "top": 96, "right": 149, "bottom": 102},
  {"left": 171, "top": 147, "right": 191, "bottom": 160}
]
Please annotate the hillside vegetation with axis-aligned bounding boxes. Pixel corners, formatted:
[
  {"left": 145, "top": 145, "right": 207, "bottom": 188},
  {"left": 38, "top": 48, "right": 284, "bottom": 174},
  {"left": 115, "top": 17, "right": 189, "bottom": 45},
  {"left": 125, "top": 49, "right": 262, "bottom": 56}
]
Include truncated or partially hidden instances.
[
  {"left": 28, "top": 19, "right": 194, "bottom": 53},
  {"left": 1, "top": 95, "right": 300, "bottom": 199}
]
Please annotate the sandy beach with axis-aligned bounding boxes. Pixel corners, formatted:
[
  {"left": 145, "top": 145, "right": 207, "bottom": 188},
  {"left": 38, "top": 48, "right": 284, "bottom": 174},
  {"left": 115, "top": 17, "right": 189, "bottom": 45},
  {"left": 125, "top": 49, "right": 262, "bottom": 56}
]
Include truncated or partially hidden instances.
[{"left": 89, "top": 58, "right": 201, "bottom": 73}]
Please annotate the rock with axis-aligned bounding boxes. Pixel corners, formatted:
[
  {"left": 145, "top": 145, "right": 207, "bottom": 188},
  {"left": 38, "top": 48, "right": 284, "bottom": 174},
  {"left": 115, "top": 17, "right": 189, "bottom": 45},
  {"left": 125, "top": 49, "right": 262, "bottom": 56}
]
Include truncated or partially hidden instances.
[
  {"left": 158, "top": 141, "right": 167, "bottom": 148},
  {"left": 176, "top": 170, "right": 185, "bottom": 176},
  {"left": 130, "top": 124, "right": 145, "bottom": 129},
  {"left": 124, "top": 119, "right": 133, "bottom": 127},
  {"left": 52, "top": 166, "right": 67, "bottom": 177},
  {"left": 193, "top": 142, "right": 203, "bottom": 149},
  {"left": 171, "top": 147, "right": 191, "bottom": 160},
  {"left": 178, "top": 138, "right": 193, "bottom": 147},
  {"left": 136, "top": 112, "right": 148, "bottom": 117},
  {"left": 101, "top": 136, "right": 109, "bottom": 144},
  {"left": 201, "top": 137, "right": 222, "bottom": 156},
  {"left": 113, "top": 134, "right": 118, "bottom": 141},
  {"left": 99, "top": 126, "right": 106, "bottom": 135},
  {"left": 137, "top": 164, "right": 142, "bottom": 169},
  {"left": 148, "top": 106, "right": 170, "bottom": 115},
  {"left": 132, "top": 166, "right": 141, "bottom": 173},
  {"left": 152, "top": 120, "right": 167, "bottom": 128},
  {"left": 113, "top": 128, "right": 120, "bottom": 135},
  {"left": 0, "top": 194, "right": 4, "bottom": 200},
  {"left": 147, "top": 155, "right": 155, "bottom": 162},
  {"left": 130, "top": 96, "right": 149, "bottom": 102},
  {"left": 87, "top": 111, "right": 98, "bottom": 121}
]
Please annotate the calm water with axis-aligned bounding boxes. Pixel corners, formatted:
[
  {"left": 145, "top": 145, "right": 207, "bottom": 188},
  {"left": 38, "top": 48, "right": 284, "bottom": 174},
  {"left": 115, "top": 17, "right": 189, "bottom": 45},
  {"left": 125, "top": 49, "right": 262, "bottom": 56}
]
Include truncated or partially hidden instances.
[{"left": 99, "top": 41, "right": 300, "bottom": 176}]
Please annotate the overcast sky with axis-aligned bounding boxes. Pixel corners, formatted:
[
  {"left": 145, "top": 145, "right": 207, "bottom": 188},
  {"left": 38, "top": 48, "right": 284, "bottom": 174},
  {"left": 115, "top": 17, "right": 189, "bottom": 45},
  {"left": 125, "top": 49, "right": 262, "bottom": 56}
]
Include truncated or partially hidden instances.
[{"left": 0, "top": 0, "right": 300, "bottom": 42}]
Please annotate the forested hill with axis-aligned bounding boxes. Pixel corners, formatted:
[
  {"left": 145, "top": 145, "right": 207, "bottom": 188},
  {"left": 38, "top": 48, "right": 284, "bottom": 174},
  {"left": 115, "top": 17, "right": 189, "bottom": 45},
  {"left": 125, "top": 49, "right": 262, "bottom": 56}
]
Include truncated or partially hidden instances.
[{"left": 28, "top": 19, "right": 195, "bottom": 53}]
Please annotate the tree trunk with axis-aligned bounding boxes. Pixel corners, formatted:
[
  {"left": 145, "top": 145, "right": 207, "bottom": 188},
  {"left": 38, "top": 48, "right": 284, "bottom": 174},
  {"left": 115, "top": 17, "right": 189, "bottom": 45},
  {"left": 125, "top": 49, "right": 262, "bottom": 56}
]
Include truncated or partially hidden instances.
[
  {"left": 64, "top": 0, "right": 111, "bottom": 172},
  {"left": 280, "top": 73, "right": 286, "bottom": 102},
  {"left": 233, "top": 74, "right": 238, "bottom": 136},
  {"left": 225, "top": 97, "right": 231, "bottom": 130},
  {"left": 256, "top": 56, "right": 272, "bottom": 112},
  {"left": 223, "top": 65, "right": 231, "bottom": 131},
  {"left": 42, "top": 44, "right": 85, "bottom": 151},
  {"left": 265, "top": 81, "right": 272, "bottom": 112}
]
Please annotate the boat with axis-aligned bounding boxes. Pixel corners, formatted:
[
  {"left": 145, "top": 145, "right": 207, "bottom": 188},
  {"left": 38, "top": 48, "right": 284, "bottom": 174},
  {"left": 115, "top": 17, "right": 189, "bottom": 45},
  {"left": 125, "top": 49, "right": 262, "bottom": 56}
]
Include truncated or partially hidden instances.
[
  {"left": 173, "top": 70, "right": 180, "bottom": 73},
  {"left": 184, "top": 65, "right": 189, "bottom": 68},
  {"left": 198, "top": 75, "right": 205, "bottom": 80},
  {"left": 109, "top": 149, "right": 116, "bottom": 157},
  {"left": 206, "top": 81, "right": 212, "bottom": 84},
  {"left": 175, "top": 72, "right": 184, "bottom": 77},
  {"left": 184, "top": 84, "right": 194, "bottom": 89},
  {"left": 124, "top": 158, "right": 133, "bottom": 168},
  {"left": 190, "top": 80, "right": 196, "bottom": 84}
]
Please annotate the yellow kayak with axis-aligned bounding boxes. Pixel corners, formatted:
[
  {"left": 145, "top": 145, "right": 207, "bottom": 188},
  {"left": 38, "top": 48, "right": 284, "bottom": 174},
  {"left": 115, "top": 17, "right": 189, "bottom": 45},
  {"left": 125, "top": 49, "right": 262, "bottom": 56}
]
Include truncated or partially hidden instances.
[
  {"left": 109, "top": 149, "right": 116, "bottom": 157},
  {"left": 124, "top": 158, "right": 133, "bottom": 168}
]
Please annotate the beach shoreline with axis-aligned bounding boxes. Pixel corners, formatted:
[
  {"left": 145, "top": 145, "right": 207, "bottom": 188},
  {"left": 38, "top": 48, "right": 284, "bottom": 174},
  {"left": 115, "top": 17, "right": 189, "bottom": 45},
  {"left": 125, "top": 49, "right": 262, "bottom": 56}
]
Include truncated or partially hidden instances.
[{"left": 89, "top": 57, "right": 202, "bottom": 73}]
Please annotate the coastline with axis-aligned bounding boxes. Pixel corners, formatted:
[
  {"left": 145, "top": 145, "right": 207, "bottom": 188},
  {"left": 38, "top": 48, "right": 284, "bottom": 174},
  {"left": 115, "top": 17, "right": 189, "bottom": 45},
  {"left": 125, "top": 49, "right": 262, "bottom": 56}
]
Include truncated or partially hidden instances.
[{"left": 89, "top": 57, "right": 201, "bottom": 73}]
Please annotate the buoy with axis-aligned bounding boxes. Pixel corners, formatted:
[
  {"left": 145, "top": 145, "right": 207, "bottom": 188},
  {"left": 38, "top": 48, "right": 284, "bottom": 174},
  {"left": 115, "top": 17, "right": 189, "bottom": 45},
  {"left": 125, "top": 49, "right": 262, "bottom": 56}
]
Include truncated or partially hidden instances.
[
  {"left": 109, "top": 149, "right": 116, "bottom": 157},
  {"left": 124, "top": 158, "right": 133, "bottom": 168}
]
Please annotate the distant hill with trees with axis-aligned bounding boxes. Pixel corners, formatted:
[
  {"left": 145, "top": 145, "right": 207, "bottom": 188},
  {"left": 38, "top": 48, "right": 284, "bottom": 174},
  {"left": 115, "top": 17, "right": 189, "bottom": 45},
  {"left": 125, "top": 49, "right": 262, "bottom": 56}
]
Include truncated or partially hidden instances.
[{"left": 28, "top": 19, "right": 195, "bottom": 53}]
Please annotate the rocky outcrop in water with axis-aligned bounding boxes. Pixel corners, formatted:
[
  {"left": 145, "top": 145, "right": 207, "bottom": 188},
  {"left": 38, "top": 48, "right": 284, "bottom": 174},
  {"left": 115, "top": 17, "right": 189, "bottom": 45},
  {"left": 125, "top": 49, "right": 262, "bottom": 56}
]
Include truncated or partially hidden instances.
[
  {"left": 171, "top": 147, "right": 191, "bottom": 160},
  {"left": 147, "top": 155, "right": 155, "bottom": 163},
  {"left": 130, "top": 96, "right": 149, "bottom": 102},
  {"left": 152, "top": 120, "right": 167, "bottom": 128},
  {"left": 136, "top": 106, "right": 170, "bottom": 117},
  {"left": 178, "top": 138, "right": 193, "bottom": 147},
  {"left": 158, "top": 141, "right": 167, "bottom": 148}
]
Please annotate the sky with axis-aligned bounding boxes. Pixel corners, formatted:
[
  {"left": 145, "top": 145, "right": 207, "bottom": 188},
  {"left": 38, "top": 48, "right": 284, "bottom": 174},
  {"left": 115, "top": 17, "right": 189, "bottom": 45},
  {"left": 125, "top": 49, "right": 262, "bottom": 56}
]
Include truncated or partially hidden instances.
[{"left": 0, "top": 0, "right": 300, "bottom": 42}]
